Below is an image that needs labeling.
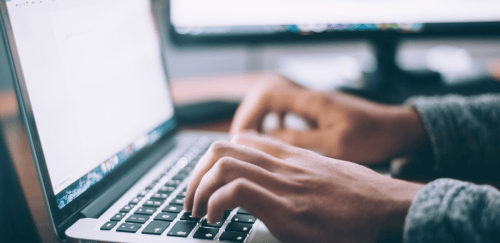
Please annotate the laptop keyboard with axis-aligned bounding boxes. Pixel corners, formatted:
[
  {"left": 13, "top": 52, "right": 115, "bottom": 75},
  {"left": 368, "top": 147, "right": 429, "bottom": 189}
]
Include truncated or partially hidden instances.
[{"left": 99, "top": 137, "right": 257, "bottom": 242}]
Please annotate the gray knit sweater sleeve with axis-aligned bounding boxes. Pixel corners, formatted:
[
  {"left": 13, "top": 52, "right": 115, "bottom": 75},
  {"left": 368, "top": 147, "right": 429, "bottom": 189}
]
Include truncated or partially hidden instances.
[
  {"left": 402, "top": 94, "right": 500, "bottom": 180},
  {"left": 400, "top": 94, "right": 500, "bottom": 243},
  {"left": 404, "top": 178, "right": 500, "bottom": 243}
]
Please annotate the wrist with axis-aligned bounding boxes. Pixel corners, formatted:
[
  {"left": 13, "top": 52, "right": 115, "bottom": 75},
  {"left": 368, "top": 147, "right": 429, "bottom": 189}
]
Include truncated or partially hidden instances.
[
  {"left": 376, "top": 180, "right": 424, "bottom": 243},
  {"left": 390, "top": 106, "right": 430, "bottom": 158}
]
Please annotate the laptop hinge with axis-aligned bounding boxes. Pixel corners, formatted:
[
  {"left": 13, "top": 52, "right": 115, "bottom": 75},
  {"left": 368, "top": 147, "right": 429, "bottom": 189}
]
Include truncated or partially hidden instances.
[{"left": 80, "top": 137, "right": 176, "bottom": 219}]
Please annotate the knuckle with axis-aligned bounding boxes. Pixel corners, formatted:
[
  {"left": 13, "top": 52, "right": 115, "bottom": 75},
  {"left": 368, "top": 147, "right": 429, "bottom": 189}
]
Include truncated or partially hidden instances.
[
  {"left": 214, "top": 157, "right": 236, "bottom": 174},
  {"left": 209, "top": 140, "right": 229, "bottom": 156},
  {"left": 231, "top": 133, "right": 245, "bottom": 144},
  {"left": 209, "top": 158, "right": 233, "bottom": 185},
  {"left": 229, "top": 178, "right": 250, "bottom": 197}
]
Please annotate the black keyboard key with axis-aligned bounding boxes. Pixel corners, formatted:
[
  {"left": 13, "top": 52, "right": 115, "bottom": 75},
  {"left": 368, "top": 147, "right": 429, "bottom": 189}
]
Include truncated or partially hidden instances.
[
  {"left": 179, "top": 168, "right": 192, "bottom": 174},
  {"left": 129, "top": 197, "right": 142, "bottom": 205},
  {"left": 143, "top": 200, "right": 162, "bottom": 207},
  {"left": 100, "top": 221, "right": 117, "bottom": 231},
  {"left": 125, "top": 215, "right": 150, "bottom": 224},
  {"left": 158, "top": 186, "right": 176, "bottom": 194},
  {"left": 172, "top": 173, "right": 188, "bottom": 181},
  {"left": 231, "top": 214, "right": 256, "bottom": 224},
  {"left": 187, "top": 160, "right": 199, "bottom": 167},
  {"left": 116, "top": 223, "right": 142, "bottom": 233},
  {"left": 223, "top": 210, "right": 232, "bottom": 219},
  {"left": 237, "top": 207, "right": 250, "bottom": 215},
  {"left": 201, "top": 219, "right": 224, "bottom": 228},
  {"left": 154, "top": 212, "right": 177, "bottom": 222},
  {"left": 170, "top": 197, "right": 185, "bottom": 205},
  {"left": 193, "top": 227, "right": 219, "bottom": 240},
  {"left": 151, "top": 193, "right": 169, "bottom": 201},
  {"left": 219, "top": 231, "right": 248, "bottom": 242},
  {"left": 167, "top": 221, "right": 197, "bottom": 237},
  {"left": 226, "top": 222, "right": 252, "bottom": 232},
  {"left": 142, "top": 221, "right": 170, "bottom": 235},
  {"left": 165, "top": 180, "right": 181, "bottom": 186},
  {"left": 162, "top": 204, "right": 183, "bottom": 213},
  {"left": 149, "top": 197, "right": 166, "bottom": 203},
  {"left": 119, "top": 205, "right": 133, "bottom": 213},
  {"left": 135, "top": 207, "right": 157, "bottom": 215},
  {"left": 138, "top": 190, "right": 149, "bottom": 197},
  {"left": 145, "top": 182, "right": 157, "bottom": 190},
  {"left": 179, "top": 212, "right": 201, "bottom": 222},
  {"left": 110, "top": 213, "right": 127, "bottom": 221}
]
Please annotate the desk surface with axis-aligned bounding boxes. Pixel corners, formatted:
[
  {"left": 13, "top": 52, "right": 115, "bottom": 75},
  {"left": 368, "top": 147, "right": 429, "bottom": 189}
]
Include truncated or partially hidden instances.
[{"left": 0, "top": 72, "right": 271, "bottom": 242}]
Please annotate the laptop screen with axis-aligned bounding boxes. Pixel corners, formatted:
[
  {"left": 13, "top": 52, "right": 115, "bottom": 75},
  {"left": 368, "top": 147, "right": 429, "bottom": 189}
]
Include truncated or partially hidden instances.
[{"left": 4, "top": 0, "right": 175, "bottom": 209}]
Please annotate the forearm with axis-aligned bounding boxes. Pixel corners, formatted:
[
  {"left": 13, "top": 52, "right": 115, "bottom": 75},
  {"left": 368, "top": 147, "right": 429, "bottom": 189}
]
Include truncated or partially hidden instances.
[{"left": 404, "top": 178, "right": 500, "bottom": 243}]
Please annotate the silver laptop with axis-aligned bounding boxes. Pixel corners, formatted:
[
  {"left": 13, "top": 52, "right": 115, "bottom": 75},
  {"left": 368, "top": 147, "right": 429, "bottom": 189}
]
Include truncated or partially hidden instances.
[{"left": 0, "top": 0, "right": 278, "bottom": 242}]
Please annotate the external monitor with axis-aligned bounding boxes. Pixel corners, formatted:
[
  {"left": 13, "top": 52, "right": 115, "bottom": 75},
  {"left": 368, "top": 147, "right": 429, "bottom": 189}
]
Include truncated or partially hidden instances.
[
  {"left": 168, "top": 0, "right": 500, "bottom": 98},
  {"left": 169, "top": 0, "right": 500, "bottom": 42}
]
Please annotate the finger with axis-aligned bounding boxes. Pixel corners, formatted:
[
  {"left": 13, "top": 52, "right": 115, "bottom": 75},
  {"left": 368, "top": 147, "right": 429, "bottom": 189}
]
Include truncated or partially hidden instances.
[
  {"left": 230, "top": 83, "right": 320, "bottom": 135},
  {"left": 231, "top": 132, "right": 296, "bottom": 159},
  {"left": 191, "top": 157, "right": 287, "bottom": 217},
  {"left": 267, "top": 90, "right": 322, "bottom": 122},
  {"left": 230, "top": 81, "right": 274, "bottom": 134},
  {"left": 206, "top": 177, "right": 287, "bottom": 226},
  {"left": 271, "top": 129, "right": 326, "bottom": 152},
  {"left": 184, "top": 141, "right": 281, "bottom": 211}
]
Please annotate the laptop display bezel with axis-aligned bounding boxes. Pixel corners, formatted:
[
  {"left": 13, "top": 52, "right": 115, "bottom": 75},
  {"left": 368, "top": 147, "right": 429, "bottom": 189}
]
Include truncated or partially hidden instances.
[{"left": 0, "top": 1, "right": 178, "bottom": 239}]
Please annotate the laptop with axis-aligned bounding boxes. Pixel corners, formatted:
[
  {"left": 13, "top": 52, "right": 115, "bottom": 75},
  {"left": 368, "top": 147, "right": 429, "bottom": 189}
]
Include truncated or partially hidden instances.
[{"left": 0, "top": 0, "right": 279, "bottom": 242}]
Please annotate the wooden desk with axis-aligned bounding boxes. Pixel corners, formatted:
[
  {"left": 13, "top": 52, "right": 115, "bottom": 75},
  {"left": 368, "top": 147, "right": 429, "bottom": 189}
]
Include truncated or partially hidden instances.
[{"left": 0, "top": 72, "right": 270, "bottom": 242}]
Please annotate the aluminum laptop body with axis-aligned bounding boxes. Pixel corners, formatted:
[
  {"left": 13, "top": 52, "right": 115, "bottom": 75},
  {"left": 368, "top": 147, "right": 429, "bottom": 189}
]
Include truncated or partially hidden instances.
[{"left": 0, "top": 0, "right": 278, "bottom": 241}]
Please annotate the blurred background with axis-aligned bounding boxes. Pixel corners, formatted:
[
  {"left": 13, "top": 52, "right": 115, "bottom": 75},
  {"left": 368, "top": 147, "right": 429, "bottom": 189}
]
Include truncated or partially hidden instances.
[
  {"left": 5, "top": 31, "right": 500, "bottom": 93},
  {"left": 1, "top": 1, "right": 500, "bottom": 242},
  {"left": 2, "top": 1, "right": 500, "bottom": 94}
]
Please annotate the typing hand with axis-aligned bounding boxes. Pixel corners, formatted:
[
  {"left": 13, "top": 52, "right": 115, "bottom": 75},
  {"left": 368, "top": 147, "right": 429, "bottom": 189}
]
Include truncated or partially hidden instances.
[
  {"left": 230, "top": 76, "right": 428, "bottom": 164},
  {"left": 184, "top": 132, "right": 423, "bottom": 243}
]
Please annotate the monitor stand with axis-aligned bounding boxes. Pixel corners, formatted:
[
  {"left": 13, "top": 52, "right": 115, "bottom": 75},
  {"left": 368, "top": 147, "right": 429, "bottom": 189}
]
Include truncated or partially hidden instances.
[{"left": 339, "top": 35, "right": 500, "bottom": 104}]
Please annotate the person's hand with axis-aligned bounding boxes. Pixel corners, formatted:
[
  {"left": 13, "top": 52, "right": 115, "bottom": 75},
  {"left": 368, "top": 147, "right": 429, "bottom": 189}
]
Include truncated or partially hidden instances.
[
  {"left": 230, "top": 76, "right": 429, "bottom": 164},
  {"left": 184, "top": 132, "right": 424, "bottom": 243}
]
